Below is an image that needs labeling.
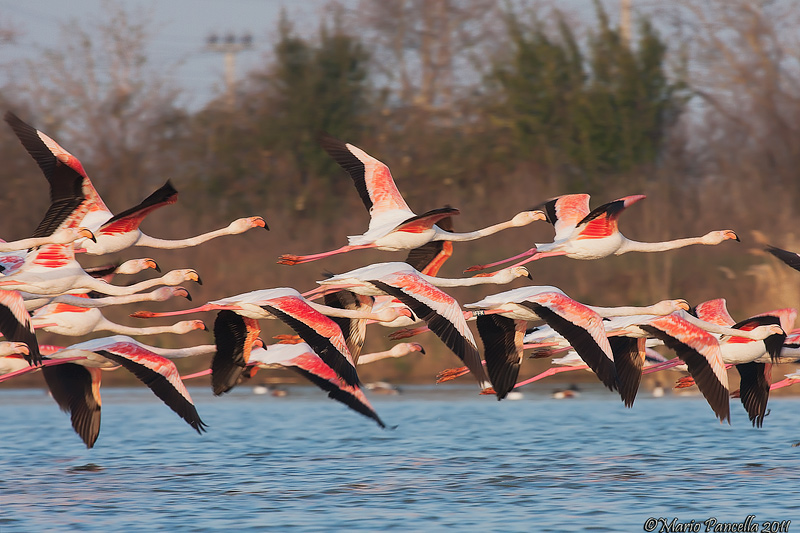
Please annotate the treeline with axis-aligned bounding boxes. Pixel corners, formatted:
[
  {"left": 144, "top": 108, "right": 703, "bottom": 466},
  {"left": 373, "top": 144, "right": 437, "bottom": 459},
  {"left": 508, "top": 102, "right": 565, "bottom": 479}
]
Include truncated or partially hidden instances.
[{"left": 1, "top": 0, "right": 799, "bottom": 385}]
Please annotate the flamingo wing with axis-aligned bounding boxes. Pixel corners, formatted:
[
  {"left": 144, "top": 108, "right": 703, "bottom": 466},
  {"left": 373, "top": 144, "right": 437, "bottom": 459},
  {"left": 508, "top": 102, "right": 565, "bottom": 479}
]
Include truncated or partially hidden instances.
[
  {"left": 0, "top": 290, "right": 40, "bottom": 365},
  {"left": 476, "top": 315, "right": 525, "bottom": 400},
  {"left": 4, "top": 112, "right": 105, "bottom": 235},
  {"left": 519, "top": 295, "right": 619, "bottom": 395},
  {"left": 640, "top": 315, "right": 730, "bottom": 423},
  {"left": 319, "top": 133, "right": 411, "bottom": 215},
  {"left": 212, "top": 310, "right": 261, "bottom": 395},
  {"left": 693, "top": 298, "right": 735, "bottom": 327},
  {"left": 289, "top": 352, "right": 387, "bottom": 428},
  {"left": 97, "top": 181, "right": 178, "bottom": 236},
  {"left": 95, "top": 347, "right": 207, "bottom": 433},
  {"left": 574, "top": 195, "right": 644, "bottom": 241},
  {"left": 538, "top": 194, "right": 591, "bottom": 241},
  {"left": 42, "top": 364, "right": 102, "bottom": 448},
  {"left": 405, "top": 216, "right": 454, "bottom": 276},
  {"left": 736, "top": 361, "right": 771, "bottom": 428},
  {"left": 728, "top": 315, "right": 786, "bottom": 363},
  {"left": 766, "top": 245, "right": 800, "bottom": 272},
  {"left": 261, "top": 296, "right": 360, "bottom": 387},
  {"left": 394, "top": 207, "right": 460, "bottom": 234},
  {"left": 609, "top": 336, "right": 646, "bottom": 407},
  {"left": 371, "top": 273, "right": 488, "bottom": 386},
  {"left": 323, "top": 290, "right": 373, "bottom": 363}
]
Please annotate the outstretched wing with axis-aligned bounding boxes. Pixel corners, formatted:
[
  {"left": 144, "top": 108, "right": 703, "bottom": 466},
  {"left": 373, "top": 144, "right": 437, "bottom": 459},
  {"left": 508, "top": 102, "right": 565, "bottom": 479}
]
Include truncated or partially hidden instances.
[{"left": 319, "top": 133, "right": 411, "bottom": 215}]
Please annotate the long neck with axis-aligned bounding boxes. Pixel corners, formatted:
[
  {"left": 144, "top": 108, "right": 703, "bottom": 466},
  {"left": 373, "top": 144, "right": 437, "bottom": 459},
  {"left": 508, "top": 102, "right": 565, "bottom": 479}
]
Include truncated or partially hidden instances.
[
  {"left": 436, "top": 219, "right": 517, "bottom": 243},
  {"left": 589, "top": 304, "right": 667, "bottom": 318},
  {"left": 678, "top": 311, "right": 770, "bottom": 339},
  {"left": 84, "top": 275, "right": 175, "bottom": 296},
  {"left": 147, "top": 344, "right": 215, "bottom": 358},
  {"left": 0, "top": 235, "right": 63, "bottom": 252},
  {"left": 358, "top": 349, "right": 400, "bottom": 365},
  {"left": 420, "top": 272, "right": 506, "bottom": 288},
  {"left": 96, "top": 317, "right": 189, "bottom": 336},
  {"left": 306, "top": 301, "right": 377, "bottom": 321},
  {"left": 616, "top": 235, "right": 707, "bottom": 254},
  {"left": 50, "top": 291, "right": 159, "bottom": 309},
  {"left": 135, "top": 228, "right": 233, "bottom": 249}
]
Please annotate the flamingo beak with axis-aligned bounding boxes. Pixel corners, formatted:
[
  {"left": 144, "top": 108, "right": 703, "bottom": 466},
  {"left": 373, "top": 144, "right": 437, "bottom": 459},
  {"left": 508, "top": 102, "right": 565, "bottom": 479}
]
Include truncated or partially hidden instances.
[
  {"left": 14, "top": 342, "right": 29, "bottom": 356},
  {"left": 413, "top": 343, "right": 426, "bottom": 355},
  {"left": 145, "top": 259, "right": 161, "bottom": 272},
  {"left": 79, "top": 228, "right": 97, "bottom": 243},
  {"left": 531, "top": 210, "right": 546, "bottom": 221},
  {"left": 725, "top": 230, "right": 740, "bottom": 242},
  {"left": 524, "top": 268, "right": 533, "bottom": 280},
  {"left": 677, "top": 299, "right": 690, "bottom": 311},
  {"left": 175, "top": 288, "right": 192, "bottom": 301},
  {"left": 188, "top": 271, "right": 203, "bottom": 285},
  {"left": 401, "top": 308, "right": 414, "bottom": 320},
  {"left": 200, "top": 321, "right": 208, "bottom": 331},
  {"left": 253, "top": 216, "right": 269, "bottom": 230}
]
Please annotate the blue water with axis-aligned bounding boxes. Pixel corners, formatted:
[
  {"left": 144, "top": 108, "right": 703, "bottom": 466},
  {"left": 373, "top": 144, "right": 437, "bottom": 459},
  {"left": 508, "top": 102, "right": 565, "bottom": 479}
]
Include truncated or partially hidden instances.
[{"left": 1, "top": 385, "right": 798, "bottom": 532}]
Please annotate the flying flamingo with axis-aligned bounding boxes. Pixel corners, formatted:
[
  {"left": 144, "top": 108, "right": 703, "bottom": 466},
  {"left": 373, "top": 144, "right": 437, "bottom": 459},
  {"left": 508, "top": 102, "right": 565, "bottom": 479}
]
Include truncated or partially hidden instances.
[
  {"left": 209, "top": 310, "right": 394, "bottom": 428},
  {"left": 0, "top": 227, "right": 96, "bottom": 253},
  {"left": 306, "top": 263, "right": 537, "bottom": 390},
  {"left": 31, "top": 299, "right": 206, "bottom": 337},
  {"left": 675, "top": 303, "right": 794, "bottom": 427},
  {"left": 463, "top": 287, "right": 686, "bottom": 403},
  {"left": 465, "top": 193, "right": 739, "bottom": 272},
  {"left": 0, "top": 335, "right": 207, "bottom": 448},
  {"left": 277, "top": 133, "right": 544, "bottom": 265},
  {"left": 0, "top": 242, "right": 201, "bottom": 297},
  {"left": 4, "top": 112, "right": 267, "bottom": 254},
  {"left": 130, "top": 287, "right": 415, "bottom": 388}
]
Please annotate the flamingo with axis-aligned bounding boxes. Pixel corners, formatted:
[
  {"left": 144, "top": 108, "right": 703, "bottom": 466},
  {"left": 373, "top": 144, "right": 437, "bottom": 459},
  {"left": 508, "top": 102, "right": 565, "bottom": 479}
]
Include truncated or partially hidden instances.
[
  {"left": 31, "top": 300, "right": 207, "bottom": 337},
  {"left": 277, "top": 133, "right": 544, "bottom": 265},
  {"left": 209, "top": 310, "right": 391, "bottom": 428},
  {"left": 465, "top": 193, "right": 739, "bottom": 272},
  {"left": 677, "top": 302, "right": 794, "bottom": 427},
  {"left": 0, "top": 228, "right": 96, "bottom": 253},
  {"left": 0, "top": 242, "right": 201, "bottom": 297},
  {"left": 4, "top": 112, "right": 267, "bottom": 254},
  {"left": 0, "top": 335, "right": 207, "bottom": 448},
  {"left": 307, "top": 263, "right": 538, "bottom": 390},
  {"left": 129, "top": 288, "right": 413, "bottom": 388}
]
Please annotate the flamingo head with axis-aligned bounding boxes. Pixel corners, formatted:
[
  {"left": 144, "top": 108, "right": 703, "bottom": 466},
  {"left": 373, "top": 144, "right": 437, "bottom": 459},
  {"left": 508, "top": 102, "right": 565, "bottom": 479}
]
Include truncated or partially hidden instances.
[
  {"left": 511, "top": 210, "right": 547, "bottom": 227},
  {"left": 408, "top": 342, "right": 425, "bottom": 355},
  {"left": 176, "top": 320, "right": 207, "bottom": 333}
]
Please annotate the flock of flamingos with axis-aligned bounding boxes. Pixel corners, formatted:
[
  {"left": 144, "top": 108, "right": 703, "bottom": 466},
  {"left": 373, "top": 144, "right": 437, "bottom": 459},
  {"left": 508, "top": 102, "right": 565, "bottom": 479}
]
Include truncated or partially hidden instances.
[{"left": 2, "top": 111, "right": 800, "bottom": 449}]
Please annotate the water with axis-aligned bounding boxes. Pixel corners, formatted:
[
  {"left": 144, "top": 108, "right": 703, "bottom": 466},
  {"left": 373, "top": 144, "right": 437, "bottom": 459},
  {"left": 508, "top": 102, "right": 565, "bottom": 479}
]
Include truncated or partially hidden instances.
[{"left": 1, "top": 385, "right": 799, "bottom": 532}]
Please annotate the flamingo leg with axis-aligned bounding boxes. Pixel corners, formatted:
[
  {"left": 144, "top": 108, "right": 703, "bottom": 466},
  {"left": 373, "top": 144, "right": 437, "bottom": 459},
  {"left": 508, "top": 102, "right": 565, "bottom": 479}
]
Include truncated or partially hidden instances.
[
  {"left": 464, "top": 247, "right": 537, "bottom": 273},
  {"left": 130, "top": 303, "right": 223, "bottom": 319},
  {"left": 642, "top": 358, "right": 682, "bottom": 374},
  {"left": 277, "top": 244, "right": 376, "bottom": 266},
  {"left": 388, "top": 325, "right": 430, "bottom": 340},
  {"left": 181, "top": 368, "right": 212, "bottom": 380},
  {"left": 0, "top": 356, "right": 86, "bottom": 383}
]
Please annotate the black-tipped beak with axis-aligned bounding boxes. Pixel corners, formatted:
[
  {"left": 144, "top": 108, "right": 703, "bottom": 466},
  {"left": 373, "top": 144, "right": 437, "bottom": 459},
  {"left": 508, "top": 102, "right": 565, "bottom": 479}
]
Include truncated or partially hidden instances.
[
  {"left": 419, "top": 347, "right": 426, "bottom": 355},
  {"left": 184, "top": 291, "right": 192, "bottom": 301},
  {"left": 153, "top": 262, "right": 161, "bottom": 273},
  {"left": 195, "top": 275, "right": 203, "bottom": 286},
  {"left": 526, "top": 272, "right": 533, "bottom": 280}
]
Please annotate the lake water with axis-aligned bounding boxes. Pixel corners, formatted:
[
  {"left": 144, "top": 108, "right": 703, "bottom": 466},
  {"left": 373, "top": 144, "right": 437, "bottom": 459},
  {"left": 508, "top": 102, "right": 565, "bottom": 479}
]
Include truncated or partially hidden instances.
[{"left": 1, "top": 385, "right": 799, "bottom": 532}]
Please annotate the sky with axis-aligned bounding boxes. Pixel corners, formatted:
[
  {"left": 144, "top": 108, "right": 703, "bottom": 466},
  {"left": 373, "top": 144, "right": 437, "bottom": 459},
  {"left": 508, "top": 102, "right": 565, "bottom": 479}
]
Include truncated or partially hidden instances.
[
  {"left": 0, "top": 0, "right": 623, "bottom": 111},
  {"left": 0, "top": 0, "right": 336, "bottom": 109}
]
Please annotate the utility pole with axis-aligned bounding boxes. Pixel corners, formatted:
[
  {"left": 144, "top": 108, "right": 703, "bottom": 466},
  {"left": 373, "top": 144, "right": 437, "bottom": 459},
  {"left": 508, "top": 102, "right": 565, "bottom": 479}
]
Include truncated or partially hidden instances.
[
  {"left": 206, "top": 32, "right": 253, "bottom": 107},
  {"left": 620, "top": 0, "right": 632, "bottom": 45}
]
